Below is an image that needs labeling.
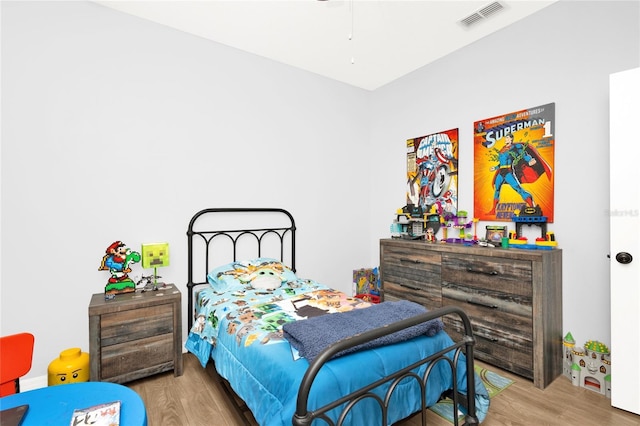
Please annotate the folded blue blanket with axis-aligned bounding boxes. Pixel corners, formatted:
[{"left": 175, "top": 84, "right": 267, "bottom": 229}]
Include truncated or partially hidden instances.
[{"left": 283, "top": 300, "right": 444, "bottom": 362}]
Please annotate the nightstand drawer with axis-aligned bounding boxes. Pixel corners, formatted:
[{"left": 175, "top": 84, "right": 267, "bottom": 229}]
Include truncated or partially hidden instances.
[
  {"left": 101, "top": 333, "right": 174, "bottom": 380},
  {"left": 100, "top": 305, "right": 174, "bottom": 346}
]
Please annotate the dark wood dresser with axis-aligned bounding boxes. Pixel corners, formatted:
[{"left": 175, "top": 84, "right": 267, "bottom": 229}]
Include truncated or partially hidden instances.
[
  {"left": 380, "top": 238, "right": 562, "bottom": 389},
  {"left": 88, "top": 285, "right": 183, "bottom": 384}
]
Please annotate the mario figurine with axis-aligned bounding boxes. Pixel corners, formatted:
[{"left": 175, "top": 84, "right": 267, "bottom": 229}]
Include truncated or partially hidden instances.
[{"left": 99, "top": 240, "right": 141, "bottom": 295}]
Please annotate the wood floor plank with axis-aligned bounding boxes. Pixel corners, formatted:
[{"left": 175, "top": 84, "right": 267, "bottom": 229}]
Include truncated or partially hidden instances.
[{"left": 126, "top": 353, "right": 640, "bottom": 425}]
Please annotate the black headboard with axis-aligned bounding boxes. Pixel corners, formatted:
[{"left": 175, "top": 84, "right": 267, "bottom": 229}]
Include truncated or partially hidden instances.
[{"left": 186, "top": 208, "right": 296, "bottom": 329}]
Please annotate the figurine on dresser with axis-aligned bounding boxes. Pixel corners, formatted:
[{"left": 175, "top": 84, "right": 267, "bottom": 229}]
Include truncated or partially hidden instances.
[{"left": 98, "top": 240, "right": 140, "bottom": 295}]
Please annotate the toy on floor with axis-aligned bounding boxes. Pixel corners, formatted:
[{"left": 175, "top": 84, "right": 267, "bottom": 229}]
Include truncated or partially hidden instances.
[
  {"left": 563, "top": 332, "right": 611, "bottom": 397},
  {"left": 47, "top": 348, "right": 90, "bottom": 386},
  {"left": 353, "top": 267, "right": 381, "bottom": 303}
]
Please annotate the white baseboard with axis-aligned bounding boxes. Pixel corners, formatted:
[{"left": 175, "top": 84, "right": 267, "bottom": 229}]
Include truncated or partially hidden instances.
[{"left": 20, "top": 375, "right": 48, "bottom": 392}]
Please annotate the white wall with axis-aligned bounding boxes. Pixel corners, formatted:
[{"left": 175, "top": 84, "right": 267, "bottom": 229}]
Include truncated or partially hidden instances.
[
  {"left": 1, "top": 1, "right": 372, "bottom": 380},
  {"left": 369, "top": 1, "right": 639, "bottom": 352},
  {"left": 2, "top": 1, "right": 639, "bottom": 384}
]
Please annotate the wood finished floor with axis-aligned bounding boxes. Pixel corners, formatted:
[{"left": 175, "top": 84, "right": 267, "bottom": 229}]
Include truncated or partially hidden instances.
[{"left": 126, "top": 353, "right": 640, "bottom": 426}]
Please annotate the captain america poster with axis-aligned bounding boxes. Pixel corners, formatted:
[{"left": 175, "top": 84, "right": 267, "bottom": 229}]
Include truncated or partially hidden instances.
[
  {"left": 406, "top": 128, "right": 459, "bottom": 217},
  {"left": 473, "top": 103, "right": 555, "bottom": 222}
]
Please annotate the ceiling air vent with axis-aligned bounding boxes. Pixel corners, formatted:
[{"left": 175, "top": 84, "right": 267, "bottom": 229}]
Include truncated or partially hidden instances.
[{"left": 459, "top": 1, "right": 505, "bottom": 27}]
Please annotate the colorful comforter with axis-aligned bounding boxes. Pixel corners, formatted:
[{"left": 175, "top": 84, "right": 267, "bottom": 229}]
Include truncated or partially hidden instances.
[{"left": 185, "top": 258, "right": 489, "bottom": 425}]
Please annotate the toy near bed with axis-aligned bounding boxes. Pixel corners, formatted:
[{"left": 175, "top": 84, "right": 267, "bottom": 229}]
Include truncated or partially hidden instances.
[{"left": 184, "top": 208, "right": 489, "bottom": 426}]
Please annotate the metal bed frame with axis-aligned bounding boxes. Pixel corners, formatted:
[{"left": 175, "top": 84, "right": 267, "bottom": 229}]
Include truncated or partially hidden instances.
[{"left": 186, "top": 208, "right": 479, "bottom": 426}]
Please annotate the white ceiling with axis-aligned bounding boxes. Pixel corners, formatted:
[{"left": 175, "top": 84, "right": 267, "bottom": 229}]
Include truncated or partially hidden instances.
[{"left": 94, "top": 0, "right": 557, "bottom": 91}]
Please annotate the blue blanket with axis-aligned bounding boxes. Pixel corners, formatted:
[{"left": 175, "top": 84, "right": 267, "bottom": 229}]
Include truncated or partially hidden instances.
[{"left": 282, "top": 300, "right": 444, "bottom": 362}]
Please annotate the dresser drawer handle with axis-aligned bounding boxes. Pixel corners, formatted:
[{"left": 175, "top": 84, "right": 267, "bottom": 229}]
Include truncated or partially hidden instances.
[
  {"left": 466, "top": 267, "right": 498, "bottom": 276},
  {"left": 467, "top": 299, "right": 498, "bottom": 309},
  {"left": 393, "top": 283, "right": 423, "bottom": 291},
  {"left": 401, "top": 258, "right": 423, "bottom": 264}
]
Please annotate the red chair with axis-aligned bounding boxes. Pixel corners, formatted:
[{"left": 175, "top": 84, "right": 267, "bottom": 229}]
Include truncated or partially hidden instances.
[{"left": 0, "top": 332, "right": 35, "bottom": 397}]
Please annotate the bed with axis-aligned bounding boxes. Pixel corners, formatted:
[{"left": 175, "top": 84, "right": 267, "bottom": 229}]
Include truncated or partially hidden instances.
[{"left": 184, "top": 208, "right": 489, "bottom": 426}]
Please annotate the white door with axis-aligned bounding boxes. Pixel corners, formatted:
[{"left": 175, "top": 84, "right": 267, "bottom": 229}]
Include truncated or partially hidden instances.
[{"left": 610, "top": 67, "right": 640, "bottom": 415}]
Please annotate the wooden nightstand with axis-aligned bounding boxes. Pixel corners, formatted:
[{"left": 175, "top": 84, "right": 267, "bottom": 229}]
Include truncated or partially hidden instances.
[{"left": 88, "top": 285, "right": 183, "bottom": 384}]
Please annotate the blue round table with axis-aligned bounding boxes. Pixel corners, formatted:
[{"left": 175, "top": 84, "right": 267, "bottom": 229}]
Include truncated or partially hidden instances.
[{"left": 0, "top": 382, "right": 147, "bottom": 425}]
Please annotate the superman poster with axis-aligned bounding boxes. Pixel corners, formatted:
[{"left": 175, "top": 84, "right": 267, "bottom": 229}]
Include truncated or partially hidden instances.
[
  {"left": 474, "top": 103, "right": 555, "bottom": 222},
  {"left": 406, "top": 128, "right": 458, "bottom": 216}
]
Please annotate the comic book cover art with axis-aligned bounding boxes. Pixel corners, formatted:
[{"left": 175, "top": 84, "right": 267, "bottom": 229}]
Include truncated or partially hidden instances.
[
  {"left": 70, "top": 400, "right": 120, "bottom": 426},
  {"left": 406, "top": 128, "right": 459, "bottom": 217},
  {"left": 474, "top": 103, "right": 555, "bottom": 222}
]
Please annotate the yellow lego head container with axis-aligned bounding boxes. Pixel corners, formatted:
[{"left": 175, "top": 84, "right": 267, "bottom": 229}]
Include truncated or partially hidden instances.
[{"left": 47, "top": 348, "right": 90, "bottom": 386}]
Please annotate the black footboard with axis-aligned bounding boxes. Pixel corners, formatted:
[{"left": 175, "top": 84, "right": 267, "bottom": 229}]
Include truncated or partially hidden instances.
[{"left": 292, "top": 305, "right": 478, "bottom": 426}]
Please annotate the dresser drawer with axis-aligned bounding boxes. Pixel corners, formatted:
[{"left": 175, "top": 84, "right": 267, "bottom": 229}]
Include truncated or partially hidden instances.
[
  {"left": 441, "top": 252, "right": 534, "bottom": 375},
  {"left": 441, "top": 282, "right": 533, "bottom": 329},
  {"left": 442, "top": 282, "right": 533, "bottom": 376},
  {"left": 446, "top": 321, "right": 533, "bottom": 379},
  {"left": 441, "top": 253, "right": 533, "bottom": 293},
  {"left": 380, "top": 242, "right": 442, "bottom": 309}
]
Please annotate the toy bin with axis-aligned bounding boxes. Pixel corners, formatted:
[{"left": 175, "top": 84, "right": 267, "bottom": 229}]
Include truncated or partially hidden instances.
[{"left": 47, "top": 347, "right": 90, "bottom": 386}]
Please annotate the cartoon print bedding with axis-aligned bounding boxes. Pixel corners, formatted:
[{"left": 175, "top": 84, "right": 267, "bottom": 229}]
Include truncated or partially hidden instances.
[{"left": 185, "top": 258, "right": 490, "bottom": 425}]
